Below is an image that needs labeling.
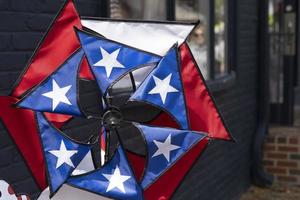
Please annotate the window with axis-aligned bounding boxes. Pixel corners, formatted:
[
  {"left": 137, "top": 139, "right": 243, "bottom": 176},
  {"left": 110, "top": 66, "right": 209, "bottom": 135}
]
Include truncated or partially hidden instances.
[
  {"left": 110, "top": 0, "right": 167, "bottom": 20},
  {"left": 176, "top": 0, "right": 228, "bottom": 79},
  {"left": 110, "top": 0, "right": 232, "bottom": 81}
]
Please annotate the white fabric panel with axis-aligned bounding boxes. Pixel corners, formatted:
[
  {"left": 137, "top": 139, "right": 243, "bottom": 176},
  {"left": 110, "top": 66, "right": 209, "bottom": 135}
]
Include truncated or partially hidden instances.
[
  {"left": 132, "top": 65, "right": 156, "bottom": 88},
  {"left": 111, "top": 73, "right": 132, "bottom": 90},
  {"left": 71, "top": 150, "right": 95, "bottom": 176},
  {"left": 110, "top": 65, "right": 155, "bottom": 91},
  {"left": 81, "top": 19, "right": 195, "bottom": 56},
  {"left": 38, "top": 185, "right": 111, "bottom": 200}
]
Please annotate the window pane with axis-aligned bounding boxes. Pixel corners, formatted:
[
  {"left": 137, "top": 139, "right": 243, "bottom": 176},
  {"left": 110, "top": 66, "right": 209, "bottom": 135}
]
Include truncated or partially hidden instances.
[
  {"left": 268, "top": 0, "right": 284, "bottom": 104},
  {"left": 214, "top": 0, "right": 227, "bottom": 78},
  {"left": 175, "top": 0, "right": 210, "bottom": 79},
  {"left": 111, "top": 0, "right": 167, "bottom": 20}
]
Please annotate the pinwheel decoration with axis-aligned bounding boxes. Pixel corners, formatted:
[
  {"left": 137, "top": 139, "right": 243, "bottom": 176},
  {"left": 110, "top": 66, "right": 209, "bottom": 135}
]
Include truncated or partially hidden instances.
[{"left": 0, "top": 1, "right": 233, "bottom": 199}]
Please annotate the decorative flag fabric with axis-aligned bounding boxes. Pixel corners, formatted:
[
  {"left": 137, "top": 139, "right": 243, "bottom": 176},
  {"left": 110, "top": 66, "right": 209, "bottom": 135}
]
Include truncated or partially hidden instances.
[
  {"left": 0, "top": 1, "right": 234, "bottom": 199},
  {"left": 67, "top": 146, "right": 143, "bottom": 200},
  {"left": 143, "top": 137, "right": 209, "bottom": 200},
  {"left": 130, "top": 46, "right": 189, "bottom": 129},
  {"left": 71, "top": 150, "right": 96, "bottom": 176},
  {"left": 10, "top": 0, "right": 93, "bottom": 127},
  {"left": 17, "top": 49, "right": 85, "bottom": 117},
  {"left": 75, "top": 29, "right": 161, "bottom": 94},
  {"left": 100, "top": 126, "right": 107, "bottom": 166},
  {"left": 35, "top": 112, "right": 91, "bottom": 196},
  {"left": 81, "top": 18, "right": 196, "bottom": 56},
  {"left": 80, "top": 17, "right": 232, "bottom": 140},
  {"left": 133, "top": 124, "right": 206, "bottom": 189},
  {"left": 11, "top": 0, "right": 85, "bottom": 98},
  {"left": 0, "top": 96, "right": 47, "bottom": 189},
  {"left": 179, "top": 43, "right": 232, "bottom": 140}
]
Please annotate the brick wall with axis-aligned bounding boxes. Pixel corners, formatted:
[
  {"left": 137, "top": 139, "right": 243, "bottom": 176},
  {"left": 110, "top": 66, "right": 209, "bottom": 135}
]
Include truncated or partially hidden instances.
[{"left": 263, "top": 127, "right": 300, "bottom": 185}]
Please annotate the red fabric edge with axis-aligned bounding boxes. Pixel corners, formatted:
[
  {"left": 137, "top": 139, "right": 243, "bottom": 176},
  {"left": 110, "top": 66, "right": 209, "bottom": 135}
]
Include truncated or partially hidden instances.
[
  {"left": 144, "top": 137, "right": 209, "bottom": 200},
  {"left": 0, "top": 96, "right": 46, "bottom": 189},
  {"left": 179, "top": 43, "right": 231, "bottom": 140}
]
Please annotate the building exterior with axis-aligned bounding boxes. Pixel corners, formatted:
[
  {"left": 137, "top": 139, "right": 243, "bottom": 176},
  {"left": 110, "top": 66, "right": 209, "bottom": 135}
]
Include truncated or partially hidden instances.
[{"left": 0, "top": 0, "right": 299, "bottom": 200}]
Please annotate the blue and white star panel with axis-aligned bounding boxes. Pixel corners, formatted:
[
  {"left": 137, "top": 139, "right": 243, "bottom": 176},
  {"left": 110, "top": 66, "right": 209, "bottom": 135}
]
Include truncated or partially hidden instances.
[
  {"left": 17, "top": 49, "right": 84, "bottom": 117},
  {"left": 134, "top": 123, "right": 206, "bottom": 189},
  {"left": 67, "top": 146, "right": 143, "bottom": 200},
  {"left": 75, "top": 29, "right": 161, "bottom": 94},
  {"left": 35, "top": 112, "right": 91, "bottom": 196},
  {"left": 130, "top": 46, "right": 189, "bottom": 129}
]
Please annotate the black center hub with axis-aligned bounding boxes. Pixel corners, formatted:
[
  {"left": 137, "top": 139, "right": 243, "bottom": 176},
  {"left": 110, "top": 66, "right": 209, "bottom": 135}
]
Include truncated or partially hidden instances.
[{"left": 102, "top": 107, "right": 123, "bottom": 127}]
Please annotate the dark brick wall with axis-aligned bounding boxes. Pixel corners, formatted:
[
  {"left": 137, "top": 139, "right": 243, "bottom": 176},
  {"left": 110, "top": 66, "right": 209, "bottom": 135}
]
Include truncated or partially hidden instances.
[
  {"left": 0, "top": 0, "right": 259, "bottom": 199},
  {"left": 0, "top": 0, "right": 106, "bottom": 198},
  {"left": 173, "top": 0, "right": 259, "bottom": 199}
]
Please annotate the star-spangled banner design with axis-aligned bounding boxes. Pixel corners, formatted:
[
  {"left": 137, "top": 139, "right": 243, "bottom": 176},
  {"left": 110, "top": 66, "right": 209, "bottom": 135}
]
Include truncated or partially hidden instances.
[
  {"left": 130, "top": 46, "right": 189, "bottom": 129},
  {"left": 134, "top": 124, "right": 206, "bottom": 189},
  {"left": 17, "top": 49, "right": 85, "bottom": 117},
  {"left": 75, "top": 29, "right": 161, "bottom": 95},
  {"left": 35, "top": 112, "right": 91, "bottom": 196},
  {"left": 67, "top": 146, "right": 143, "bottom": 200}
]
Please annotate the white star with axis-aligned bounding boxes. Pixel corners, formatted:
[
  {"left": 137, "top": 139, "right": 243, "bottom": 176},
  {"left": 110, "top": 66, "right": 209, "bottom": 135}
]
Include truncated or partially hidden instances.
[
  {"left": 48, "top": 141, "right": 78, "bottom": 169},
  {"left": 94, "top": 47, "right": 125, "bottom": 78},
  {"left": 102, "top": 166, "right": 131, "bottom": 193},
  {"left": 152, "top": 134, "right": 180, "bottom": 162},
  {"left": 42, "top": 79, "right": 72, "bottom": 111},
  {"left": 148, "top": 74, "right": 179, "bottom": 104}
]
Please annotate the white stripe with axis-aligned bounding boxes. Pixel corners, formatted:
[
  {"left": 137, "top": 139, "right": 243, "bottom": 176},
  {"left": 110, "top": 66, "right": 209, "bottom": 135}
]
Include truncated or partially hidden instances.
[
  {"left": 71, "top": 151, "right": 95, "bottom": 176},
  {"left": 81, "top": 19, "right": 195, "bottom": 56},
  {"left": 38, "top": 185, "right": 111, "bottom": 200}
]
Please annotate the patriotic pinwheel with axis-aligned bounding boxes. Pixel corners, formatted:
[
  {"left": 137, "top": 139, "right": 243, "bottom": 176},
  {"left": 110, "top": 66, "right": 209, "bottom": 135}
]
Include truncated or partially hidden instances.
[{"left": 0, "top": 1, "right": 233, "bottom": 199}]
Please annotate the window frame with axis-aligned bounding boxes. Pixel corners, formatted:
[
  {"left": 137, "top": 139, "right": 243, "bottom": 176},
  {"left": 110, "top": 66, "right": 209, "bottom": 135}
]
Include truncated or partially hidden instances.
[{"left": 169, "top": 0, "right": 236, "bottom": 90}]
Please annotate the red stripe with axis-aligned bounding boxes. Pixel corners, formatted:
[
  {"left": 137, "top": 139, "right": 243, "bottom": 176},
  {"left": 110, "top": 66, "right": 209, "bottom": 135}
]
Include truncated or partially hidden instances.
[
  {"left": 126, "top": 151, "right": 146, "bottom": 182},
  {"left": 179, "top": 43, "right": 231, "bottom": 140},
  {"left": 80, "top": 56, "right": 95, "bottom": 80},
  {"left": 11, "top": 0, "right": 94, "bottom": 98},
  {"left": 0, "top": 96, "right": 46, "bottom": 189},
  {"left": 44, "top": 112, "right": 73, "bottom": 129},
  {"left": 147, "top": 112, "right": 179, "bottom": 129},
  {"left": 144, "top": 137, "right": 209, "bottom": 200}
]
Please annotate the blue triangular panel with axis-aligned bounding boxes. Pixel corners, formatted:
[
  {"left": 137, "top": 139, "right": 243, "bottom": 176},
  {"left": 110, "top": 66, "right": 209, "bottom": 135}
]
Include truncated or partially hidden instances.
[
  {"left": 130, "top": 46, "right": 189, "bottom": 129},
  {"left": 76, "top": 30, "right": 161, "bottom": 94},
  {"left": 18, "top": 49, "right": 84, "bottom": 116},
  {"left": 36, "top": 112, "right": 91, "bottom": 194},
  {"left": 67, "top": 146, "right": 143, "bottom": 200}
]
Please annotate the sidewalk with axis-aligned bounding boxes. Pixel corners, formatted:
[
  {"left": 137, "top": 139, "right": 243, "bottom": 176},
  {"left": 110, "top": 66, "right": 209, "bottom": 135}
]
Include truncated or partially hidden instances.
[{"left": 240, "top": 184, "right": 300, "bottom": 200}]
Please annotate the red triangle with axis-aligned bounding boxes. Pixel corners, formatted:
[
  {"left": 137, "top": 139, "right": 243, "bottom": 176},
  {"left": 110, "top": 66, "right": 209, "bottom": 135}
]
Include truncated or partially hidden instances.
[
  {"left": 179, "top": 43, "right": 232, "bottom": 140},
  {"left": 144, "top": 137, "right": 209, "bottom": 200},
  {"left": 126, "top": 151, "right": 146, "bottom": 182},
  {"left": 11, "top": 0, "right": 93, "bottom": 99},
  {"left": 0, "top": 96, "right": 46, "bottom": 189}
]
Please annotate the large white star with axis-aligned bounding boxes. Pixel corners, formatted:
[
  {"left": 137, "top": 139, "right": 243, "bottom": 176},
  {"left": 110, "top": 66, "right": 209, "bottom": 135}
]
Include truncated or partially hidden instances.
[
  {"left": 102, "top": 166, "right": 131, "bottom": 193},
  {"left": 48, "top": 141, "right": 78, "bottom": 169},
  {"left": 148, "top": 74, "right": 179, "bottom": 104},
  {"left": 152, "top": 134, "right": 180, "bottom": 162},
  {"left": 42, "top": 79, "right": 72, "bottom": 111},
  {"left": 94, "top": 47, "right": 125, "bottom": 78}
]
